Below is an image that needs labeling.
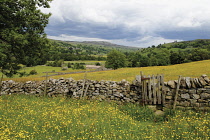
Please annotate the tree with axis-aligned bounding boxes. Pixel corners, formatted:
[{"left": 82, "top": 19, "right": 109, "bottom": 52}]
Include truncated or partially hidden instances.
[
  {"left": 0, "top": 0, "right": 52, "bottom": 76},
  {"left": 105, "top": 50, "right": 127, "bottom": 70}
]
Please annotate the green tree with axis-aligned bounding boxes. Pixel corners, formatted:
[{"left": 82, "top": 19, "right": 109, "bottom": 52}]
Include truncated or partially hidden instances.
[
  {"left": 0, "top": 0, "right": 52, "bottom": 76},
  {"left": 105, "top": 50, "right": 127, "bottom": 70}
]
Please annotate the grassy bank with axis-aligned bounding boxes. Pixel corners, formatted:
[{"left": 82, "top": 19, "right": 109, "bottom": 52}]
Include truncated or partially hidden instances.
[{"left": 0, "top": 95, "right": 209, "bottom": 139}]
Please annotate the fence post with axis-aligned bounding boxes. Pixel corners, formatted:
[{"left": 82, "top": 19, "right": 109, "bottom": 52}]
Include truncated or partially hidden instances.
[
  {"left": 157, "top": 75, "right": 161, "bottom": 104},
  {"left": 44, "top": 72, "right": 48, "bottom": 96},
  {"left": 152, "top": 75, "right": 156, "bottom": 104},
  {"left": 148, "top": 75, "right": 152, "bottom": 104},
  {"left": 0, "top": 73, "right": 4, "bottom": 96},
  {"left": 81, "top": 71, "right": 87, "bottom": 98},
  {"left": 161, "top": 74, "right": 165, "bottom": 105},
  {"left": 173, "top": 76, "right": 182, "bottom": 109}
]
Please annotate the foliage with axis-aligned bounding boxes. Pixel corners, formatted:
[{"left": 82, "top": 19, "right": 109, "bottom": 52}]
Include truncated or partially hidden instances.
[
  {"left": 95, "top": 62, "right": 101, "bottom": 66},
  {"left": 105, "top": 50, "right": 127, "bottom": 69},
  {"left": 72, "top": 63, "right": 85, "bottom": 70},
  {"left": 0, "top": 95, "right": 209, "bottom": 139},
  {"left": 29, "top": 70, "right": 38, "bottom": 75},
  {"left": 126, "top": 39, "right": 210, "bottom": 68},
  {"left": 0, "top": 0, "right": 52, "bottom": 76},
  {"left": 46, "top": 40, "right": 138, "bottom": 62}
]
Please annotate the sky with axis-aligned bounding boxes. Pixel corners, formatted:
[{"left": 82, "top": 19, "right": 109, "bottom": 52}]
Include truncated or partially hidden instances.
[{"left": 42, "top": 0, "right": 210, "bottom": 47}]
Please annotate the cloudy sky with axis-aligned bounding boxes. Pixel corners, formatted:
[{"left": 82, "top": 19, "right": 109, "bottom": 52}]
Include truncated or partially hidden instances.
[{"left": 42, "top": 0, "right": 210, "bottom": 47}]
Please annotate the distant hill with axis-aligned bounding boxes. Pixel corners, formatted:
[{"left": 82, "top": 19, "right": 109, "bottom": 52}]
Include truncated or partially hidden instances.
[
  {"left": 47, "top": 39, "right": 139, "bottom": 61},
  {"left": 65, "top": 40, "right": 139, "bottom": 50}
]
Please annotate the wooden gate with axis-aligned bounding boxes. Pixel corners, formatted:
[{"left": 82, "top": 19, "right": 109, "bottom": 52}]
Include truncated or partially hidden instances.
[{"left": 136, "top": 72, "right": 165, "bottom": 105}]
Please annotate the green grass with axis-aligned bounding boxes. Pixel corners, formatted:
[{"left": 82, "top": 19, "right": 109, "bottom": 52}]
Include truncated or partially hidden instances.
[
  {"left": 0, "top": 95, "right": 209, "bottom": 139},
  {"left": 47, "top": 60, "right": 106, "bottom": 65},
  {"left": 6, "top": 65, "right": 88, "bottom": 78}
]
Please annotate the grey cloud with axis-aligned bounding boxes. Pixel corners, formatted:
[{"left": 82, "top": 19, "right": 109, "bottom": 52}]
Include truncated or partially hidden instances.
[{"left": 43, "top": 0, "right": 210, "bottom": 47}]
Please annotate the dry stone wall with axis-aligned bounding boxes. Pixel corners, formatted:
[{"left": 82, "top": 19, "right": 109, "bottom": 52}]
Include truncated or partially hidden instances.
[
  {"left": 1, "top": 78, "right": 140, "bottom": 103},
  {"left": 164, "top": 75, "right": 210, "bottom": 110},
  {"left": 1, "top": 75, "right": 210, "bottom": 110}
]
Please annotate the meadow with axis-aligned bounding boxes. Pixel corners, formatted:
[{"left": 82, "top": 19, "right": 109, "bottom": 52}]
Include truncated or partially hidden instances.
[
  {"left": 0, "top": 95, "right": 209, "bottom": 140},
  {"left": 4, "top": 59, "right": 210, "bottom": 82}
]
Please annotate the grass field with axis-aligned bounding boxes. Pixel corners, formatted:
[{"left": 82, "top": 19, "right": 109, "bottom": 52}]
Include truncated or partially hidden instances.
[
  {"left": 4, "top": 60, "right": 210, "bottom": 82},
  {"left": 48, "top": 61, "right": 106, "bottom": 65},
  {"left": 0, "top": 95, "right": 209, "bottom": 140}
]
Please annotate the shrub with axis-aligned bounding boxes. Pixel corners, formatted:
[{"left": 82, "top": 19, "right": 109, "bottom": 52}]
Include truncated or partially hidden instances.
[
  {"left": 29, "top": 70, "right": 38, "bottom": 75},
  {"left": 95, "top": 62, "right": 101, "bottom": 66},
  {"left": 72, "top": 63, "right": 85, "bottom": 70}
]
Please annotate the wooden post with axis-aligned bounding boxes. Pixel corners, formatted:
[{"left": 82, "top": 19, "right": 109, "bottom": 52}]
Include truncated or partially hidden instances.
[
  {"left": 81, "top": 71, "right": 87, "bottom": 97},
  {"left": 152, "top": 75, "right": 156, "bottom": 104},
  {"left": 157, "top": 75, "right": 161, "bottom": 104},
  {"left": 0, "top": 73, "right": 4, "bottom": 95},
  {"left": 148, "top": 75, "right": 152, "bottom": 104},
  {"left": 44, "top": 72, "right": 48, "bottom": 96},
  {"left": 140, "top": 72, "right": 145, "bottom": 105},
  {"left": 161, "top": 74, "right": 165, "bottom": 105},
  {"left": 84, "top": 84, "right": 90, "bottom": 97},
  {"left": 144, "top": 78, "right": 147, "bottom": 104},
  {"left": 173, "top": 76, "right": 182, "bottom": 109}
]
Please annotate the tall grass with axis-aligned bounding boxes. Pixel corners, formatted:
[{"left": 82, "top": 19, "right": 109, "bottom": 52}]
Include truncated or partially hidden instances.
[{"left": 1, "top": 95, "right": 209, "bottom": 139}]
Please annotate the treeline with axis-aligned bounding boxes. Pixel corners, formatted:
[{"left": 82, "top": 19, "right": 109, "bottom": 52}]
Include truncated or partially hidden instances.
[
  {"left": 106, "top": 39, "right": 210, "bottom": 70},
  {"left": 126, "top": 39, "right": 210, "bottom": 67}
]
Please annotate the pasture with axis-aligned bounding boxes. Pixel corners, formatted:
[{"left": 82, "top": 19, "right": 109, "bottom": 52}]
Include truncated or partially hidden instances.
[
  {"left": 4, "top": 59, "right": 210, "bottom": 82},
  {"left": 0, "top": 95, "right": 209, "bottom": 139}
]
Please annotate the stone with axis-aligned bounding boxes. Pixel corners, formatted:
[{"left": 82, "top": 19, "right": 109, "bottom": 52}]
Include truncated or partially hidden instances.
[
  {"left": 180, "top": 77, "right": 186, "bottom": 88},
  {"left": 197, "top": 99, "right": 208, "bottom": 103},
  {"left": 154, "top": 110, "right": 164, "bottom": 116},
  {"left": 201, "top": 74, "right": 210, "bottom": 83},
  {"left": 99, "top": 95, "right": 106, "bottom": 100},
  {"left": 188, "top": 89, "right": 196, "bottom": 94},
  {"left": 190, "top": 78, "right": 196, "bottom": 88},
  {"left": 110, "top": 96, "right": 115, "bottom": 100},
  {"left": 166, "top": 91, "right": 172, "bottom": 96},
  {"left": 92, "top": 93, "right": 100, "bottom": 96},
  {"left": 198, "top": 77, "right": 207, "bottom": 86},
  {"left": 92, "top": 96, "right": 97, "bottom": 100},
  {"left": 189, "top": 99, "right": 197, "bottom": 104},
  {"left": 181, "top": 93, "right": 190, "bottom": 99},
  {"left": 195, "top": 78, "right": 202, "bottom": 88},
  {"left": 95, "top": 84, "right": 101, "bottom": 88},
  {"left": 180, "top": 101, "right": 190, "bottom": 107},
  {"left": 185, "top": 77, "right": 191, "bottom": 88},
  {"left": 197, "top": 89, "right": 204, "bottom": 94},
  {"left": 206, "top": 89, "right": 210, "bottom": 94},
  {"left": 25, "top": 81, "right": 32, "bottom": 84},
  {"left": 166, "top": 96, "right": 173, "bottom": 100},
  {"left": 123, "top": 97, "right": 131, "bottom": 102},
  {"left": 191, "top": 94, "right": 200, "bottom": 99},
  {"left": 113, "top": 92, "right": 123, "bottom": 98},
  {"left": 167, "top": 81, "right": 176, "bottom": 89},
  {"left": 130, "top": 92, "right": 137, "bottom": 96},
  {"left": 191, "top": 103, "right": 200, "bottom": 107},
  {"left": 200, "top": 93, "right": 210, "bottom": 99},
  {"left": 148, "top": 105, "right": 157, "bottom": 112}
]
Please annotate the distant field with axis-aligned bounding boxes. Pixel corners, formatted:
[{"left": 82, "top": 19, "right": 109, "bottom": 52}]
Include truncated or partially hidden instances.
[
  {"left": 3, "top": 60, "right": 210, "bottom": 82},
  {"left": 48, "top": 61, "right": 106, "bottom": 65}
]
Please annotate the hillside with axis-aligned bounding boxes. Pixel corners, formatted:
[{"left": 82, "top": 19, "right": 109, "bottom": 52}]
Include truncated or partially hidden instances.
[
  {"left": 69, "top": 40, "right": 139, "bottom": 49},
  {"left": 126, "top": 39, "right": 210, "bottom": 67},
  {"left": 47, "top": 39, "right": 139, "bottom": 61}
]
